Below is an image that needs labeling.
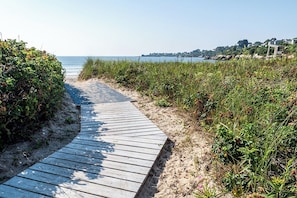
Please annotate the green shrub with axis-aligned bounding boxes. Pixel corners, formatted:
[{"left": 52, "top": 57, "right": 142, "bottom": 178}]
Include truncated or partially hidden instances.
[{"left": 0, "top": 39, "right": 64, "bottom": 148}]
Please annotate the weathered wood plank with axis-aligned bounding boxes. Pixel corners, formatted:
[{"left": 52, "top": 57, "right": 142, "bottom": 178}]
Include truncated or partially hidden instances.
[
  {"left": 41, "top": 158, "right": 146, "bottom": 183},
  {"left": 58, "top": 147, "right": 154, "bottom": 168},
  {"left": 48, "top": 151, "right": 151, "bottom": 174},
  {"left": 76, "top": 132, "right": 167, "bottom": 144},
  {"left": 69, "top": 141, "right": 159, "bottom": 155},
  {"left": 80, "top": 114, "right": 144, "bottom": 120},
  {"left": 80, "top": 126, "right": 159, "bottom": 133},
  {"left": 65, "top": 142, "right": 157, "bottom": 161},
  {"left": 80, "top": 126, "right": 160, "bottom": 135},
  {"left": 105, "top": 130, "right": 166, "bottom": 137},
  {"left": 118, "top": 131, "right": 168, "bottom": 137},
  {"left": 3, "top": 176, "right": 65, "bottom": 197},
  {"left": 0, "top": 184, "right": 48, "bottom": 198},
  {"left": 81, "top": 105, "right": 141, "bottom": 111},
  {"left": 81, "top": 112, "right": 143, "bottom": 118},
  {"left": 81, "top": 117, "right": 149, "bottom": 126},
  {"left": 81, "top": 102, "right": 134, "bottom": 109},
  {"left": 27, "top": 165, "right": 140, "bottom": 193},
  {"left": 81, "top": 120, "right": 155, "bottom": 129},
  {"left": 29, "top": 163, "right": 141, "bottom": 187},
  {"left": 72, "top": 138, "right": 162, "bottom": 151},
  {"left": 18, "top": 169, "right": 136, "bottom": 197},
  {"left": 4, "top": 176, "right": 103, "bottom": 198},
  {"left": 88, "top": 135, "right": 167, "bottom": 144},
  {"left": 81, "top": 117, "right": 148, "bottom": 122}
]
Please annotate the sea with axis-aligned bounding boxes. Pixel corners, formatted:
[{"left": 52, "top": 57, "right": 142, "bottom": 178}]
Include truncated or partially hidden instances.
[{"left": 57, "top": 56, "right": 211, "bottom": 78}]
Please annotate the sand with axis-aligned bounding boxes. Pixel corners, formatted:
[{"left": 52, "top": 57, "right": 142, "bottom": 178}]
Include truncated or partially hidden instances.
[{"left": 0, "top": 78, "right": 227, "bottom": 197}]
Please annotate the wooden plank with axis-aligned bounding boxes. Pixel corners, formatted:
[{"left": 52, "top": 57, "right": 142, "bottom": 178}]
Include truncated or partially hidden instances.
[
  {"left": 81, "top": 123, "right": 158, "bottom": 133},
  {"left": 53, "top": 187, "right": 101, "bottom": 198},
  {"left": 76, "top": 132, "right": 167, "bottom": 143},
  {"left": 81, "top": 116, "right": 145, "bottom": 122},
  {"left": 83, "top": 102, "right": 134, "bottom": 109},
  {"left": 80, "top": 125, "right": 160, "bottom": 134},
  {"left": 101, "top": 130, "right": 166, "bottom": 137},
  {"left": 41, "top": 158, "right": 146, "bottom": 183},
  {"left": 88, "top": 134, "right": 167, "bottom": 144},
  {"left": 4, "top": 176, "right": 102, "bottom": 198},
  {"left": 85, "top": 107, "right": 141, "bottom": 111},
  {"left": 81, "top": 117, "right": 149, "bottom": 126},
  {"left": 118, "top": 131, "right": 168, "bottom": 137},
  {"left": 81, "top": 111, "right": 142, "bottom": 117},
  {"left": 81, "top": 113, "right": 144, "bottom": 119},
  {"left": 80, "top": 110, "right": 141, "bottom": 116},
  {"left": 72, "top": 137, "right": 162, "bottom": 151},
  {"left": 28, "top": 165, "right": 140, "bottom": 193},
  {"left": 48, "top": 151, "right": 151, "bottom": 174},
  {"left": 3, "top": 176, "right": 64, "bottom": 197},
  {"left": 84, "top": 104, "right": 145, "bottom": 110},
  {"left": 81, "top": 112, "right": 144, "bottom": 119},
  {"left": 69, "top": 139, "right": 160, "bottom": 155},
  {"left": 82, "top": 101, "right": 131, "bottom": 107},
  {"left": 58, "top": 147, "right": 153, "bottom": 168},
  {"left": 29, "top": 163, "right": 141, "bottom": 188},
  {"left": 65, "top": 142, "right": 157, "bottom": 160},
  {"left": 18, "top": 169, "right": 136, "bottom": 197},
  {"left": 81, "top": 120, "right": 154, "bottom": 129},
  {"left": 0, "top": 184, "right": 48, "bottom": 198}
]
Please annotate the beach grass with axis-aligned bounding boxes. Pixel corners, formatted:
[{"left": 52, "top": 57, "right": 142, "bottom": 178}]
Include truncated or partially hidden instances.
[{"left": 79, "top": 57, "right": 297, "bottom": 197}]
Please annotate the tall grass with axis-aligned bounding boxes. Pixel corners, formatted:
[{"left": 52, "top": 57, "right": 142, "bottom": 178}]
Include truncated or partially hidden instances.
[{"left": 79, "top": 58, "right": 297, "bottom": 196}]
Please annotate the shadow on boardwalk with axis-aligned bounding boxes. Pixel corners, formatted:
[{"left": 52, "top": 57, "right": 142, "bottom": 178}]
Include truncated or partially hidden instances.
[{"left": 0, "top": 84, "right": 116, "bottom": 197}]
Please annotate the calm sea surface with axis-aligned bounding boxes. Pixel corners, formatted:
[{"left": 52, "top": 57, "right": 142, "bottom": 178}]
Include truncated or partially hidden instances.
[{"left": 57, "top": 56, "right": 212, "bottom": 77}]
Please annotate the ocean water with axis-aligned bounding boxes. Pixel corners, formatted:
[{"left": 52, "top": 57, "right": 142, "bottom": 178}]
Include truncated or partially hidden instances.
[{"left": 57, "top": 56, "right": 211, "bottom": 77}]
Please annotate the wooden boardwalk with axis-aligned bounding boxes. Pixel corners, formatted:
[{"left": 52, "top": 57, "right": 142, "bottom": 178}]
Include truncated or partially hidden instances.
[{"left": 0, "top": 81, "right": 167, "bottom": 197}]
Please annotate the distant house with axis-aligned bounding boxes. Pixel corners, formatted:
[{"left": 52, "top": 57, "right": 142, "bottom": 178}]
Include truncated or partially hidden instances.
[
  {"left": 270, "top": 38, "right": 277, "bottom": 45},
  {"left": 283, "top": 38, "right": 297, "bottom": 45},
  {"left": 275, "top": 40, "right": 283, "bottom": 45}
]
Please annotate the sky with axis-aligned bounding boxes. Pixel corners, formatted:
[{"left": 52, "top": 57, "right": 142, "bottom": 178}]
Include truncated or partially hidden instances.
[{"left": 1, "top": 0, "right": 297, "bottom": 56}]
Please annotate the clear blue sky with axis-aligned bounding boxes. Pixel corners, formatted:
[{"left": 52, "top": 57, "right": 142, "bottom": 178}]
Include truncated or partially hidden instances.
[{"left": 1, "top": 0, "right": 297, "bottom": 56}]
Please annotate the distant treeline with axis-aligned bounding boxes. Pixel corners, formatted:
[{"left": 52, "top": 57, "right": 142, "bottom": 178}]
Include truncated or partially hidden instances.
[{"left": 142, "top": 38, "right": 297, "bottom": 58}]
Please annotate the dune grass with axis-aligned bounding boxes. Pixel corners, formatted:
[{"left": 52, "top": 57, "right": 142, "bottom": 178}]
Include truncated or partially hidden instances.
[{"left": 79, "top": 57, "right": 297, "bottom": 197}]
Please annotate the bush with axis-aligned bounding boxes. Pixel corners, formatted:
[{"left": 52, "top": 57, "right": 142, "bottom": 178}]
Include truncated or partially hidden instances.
[{"left": 0, "top": 39, "right": 64, "bottom": 148}]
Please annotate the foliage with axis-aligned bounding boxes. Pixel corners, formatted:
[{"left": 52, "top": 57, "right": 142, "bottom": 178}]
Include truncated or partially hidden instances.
[
  {"left": 144, "top": 38, "right": 297, "bottom": 58},
  {"left": 79, "top": 57, "right": 297, "bottom": 196},
  {"left": 0, "top": 39, "right": 64, "bottom": 149}
]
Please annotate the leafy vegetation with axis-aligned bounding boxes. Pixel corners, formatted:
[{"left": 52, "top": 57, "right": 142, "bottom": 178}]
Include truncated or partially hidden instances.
[
  {"left": 143, "top": 38, "right": 297, "bottom": 58},
  {"left": 0, "top": 39, "right": 64, "bottom": 149},
  {"left": 79, "top": 57, "right": 297, "bottom": 197}
]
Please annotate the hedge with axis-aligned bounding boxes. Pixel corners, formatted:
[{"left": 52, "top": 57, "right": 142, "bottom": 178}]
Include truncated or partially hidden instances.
[{"left": 0, "top": 39, "right": 64, "bottom": 148}]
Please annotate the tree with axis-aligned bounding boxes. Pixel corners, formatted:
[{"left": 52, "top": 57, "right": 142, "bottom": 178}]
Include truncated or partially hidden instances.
[
  {"left": 254, "top": 41, "right": 262, "bottom": 46},
  {"left": 237, "top": 39, "right": 249, "bottom": 48}
]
